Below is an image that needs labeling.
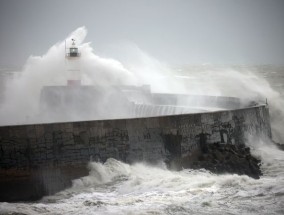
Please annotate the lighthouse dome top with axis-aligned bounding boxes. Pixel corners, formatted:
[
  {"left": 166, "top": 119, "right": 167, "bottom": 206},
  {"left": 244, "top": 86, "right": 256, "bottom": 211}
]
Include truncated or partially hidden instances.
[{"left": 66, "top": 38, "right": 80, "bottom": 57}]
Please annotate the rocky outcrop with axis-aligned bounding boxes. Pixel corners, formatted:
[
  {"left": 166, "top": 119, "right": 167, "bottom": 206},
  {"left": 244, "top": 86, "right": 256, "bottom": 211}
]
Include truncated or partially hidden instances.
[{"left": 181, "top": 143, "right": 262, "bottom": 179}]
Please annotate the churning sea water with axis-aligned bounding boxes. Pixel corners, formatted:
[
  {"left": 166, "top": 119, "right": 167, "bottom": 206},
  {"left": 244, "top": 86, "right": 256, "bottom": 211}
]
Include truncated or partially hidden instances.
[
  {"left": 0, "top": 67, "right": 283, "bottom": 215},
  {"left": 0, "top": 145, "right": 283, "bottom": 215},
  {"left": 1, "top": 25, "right": 284, "bottom": 214},
  {"left": 0, "top": 67, "right": 284, "bottom": 215}
]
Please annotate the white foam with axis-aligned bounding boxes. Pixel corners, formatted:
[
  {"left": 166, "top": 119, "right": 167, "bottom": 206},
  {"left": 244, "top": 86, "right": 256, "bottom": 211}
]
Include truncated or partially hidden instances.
[{"left": 1, "top": 146, "right": 283, "bottom": 215}]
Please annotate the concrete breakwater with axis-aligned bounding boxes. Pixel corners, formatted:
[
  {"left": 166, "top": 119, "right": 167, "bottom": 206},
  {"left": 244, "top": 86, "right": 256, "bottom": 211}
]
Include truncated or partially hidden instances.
[{"left": 0, "top": 101, "right": 271, "bottom": 201}]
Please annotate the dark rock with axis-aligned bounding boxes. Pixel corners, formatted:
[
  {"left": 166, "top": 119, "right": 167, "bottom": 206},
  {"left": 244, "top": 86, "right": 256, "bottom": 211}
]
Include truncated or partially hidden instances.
[
  {"left": 181, "top": 143, "right": 262, "bottom": 179},
  {"left": 213, "top": 150, "right": 224, "bottom": 160},
  {"left": 0, "top": 213, "right": 28, "bottom": 215},
  {"left": 83, "top": 200, "right": 105, "bottom": 207}
]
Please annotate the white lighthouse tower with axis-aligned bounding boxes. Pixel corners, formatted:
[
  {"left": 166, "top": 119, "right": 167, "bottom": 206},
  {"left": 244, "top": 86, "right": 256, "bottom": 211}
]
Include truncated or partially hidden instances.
[{"left": 65, "top": 38, "right": 81, "bottom": 86}]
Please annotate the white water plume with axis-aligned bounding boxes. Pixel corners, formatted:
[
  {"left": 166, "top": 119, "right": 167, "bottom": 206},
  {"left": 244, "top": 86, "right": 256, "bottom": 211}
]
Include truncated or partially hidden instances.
[
  {"left": 106, "top": 45, "right": 284, "bottom": 144},
  {"left": 172, "top": 67, "right": 284, "bottom": 143},
  {"left": 1, "top": 26, "right": 284, "bottom": 215},
  {"left": 0, "top": 26, "right": 284, "bottom": 145},
  {"left": 118, "top": 46, "right": 284, "bottom": 142},
  {"left": 0, "top": 27, "right": 136, "bottom": 125}
]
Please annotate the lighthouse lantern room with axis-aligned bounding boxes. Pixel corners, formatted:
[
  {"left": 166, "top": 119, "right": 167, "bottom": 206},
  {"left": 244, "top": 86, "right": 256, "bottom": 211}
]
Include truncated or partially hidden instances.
[{"left": 65, "top": 39, "right": 81, "bottom": 86}]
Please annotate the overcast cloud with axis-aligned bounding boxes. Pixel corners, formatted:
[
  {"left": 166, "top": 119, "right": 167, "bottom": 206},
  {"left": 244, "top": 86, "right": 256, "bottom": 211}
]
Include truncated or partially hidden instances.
[{"left": 0, "top": 0, "right": 284, "bottom": 66}]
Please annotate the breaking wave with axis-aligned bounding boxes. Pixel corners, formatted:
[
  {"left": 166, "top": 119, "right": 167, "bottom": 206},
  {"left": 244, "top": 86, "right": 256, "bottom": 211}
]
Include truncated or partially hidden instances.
[
  {"left": 0, "top": 27, "right": 284, "bottom": 214},
  {"left": 1, "top": 141, "right": 283, "bottom": 215}
]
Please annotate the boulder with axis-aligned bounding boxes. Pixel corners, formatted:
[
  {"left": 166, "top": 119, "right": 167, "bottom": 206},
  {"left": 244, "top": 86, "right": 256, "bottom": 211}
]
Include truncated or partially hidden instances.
[{"left": 181, "top": 143, "right": 262, "bottom": 179}]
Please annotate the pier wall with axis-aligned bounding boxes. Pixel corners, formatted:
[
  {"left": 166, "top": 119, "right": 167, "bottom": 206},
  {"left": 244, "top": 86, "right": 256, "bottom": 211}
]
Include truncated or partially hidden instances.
[{"left": 0, "top": 105, "right": 271, "bottom": 201}]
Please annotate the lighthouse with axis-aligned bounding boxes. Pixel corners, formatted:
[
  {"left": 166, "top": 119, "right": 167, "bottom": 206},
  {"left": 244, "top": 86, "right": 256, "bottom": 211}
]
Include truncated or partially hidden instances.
[{"left": 65, "top": 39, "right": 81, "bottom": 86}]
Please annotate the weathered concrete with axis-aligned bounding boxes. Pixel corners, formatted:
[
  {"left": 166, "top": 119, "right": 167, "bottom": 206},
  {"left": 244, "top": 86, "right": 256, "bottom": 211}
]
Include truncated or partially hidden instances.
[{"left": 0, "top": 104, "right": 271, "bottom": 201}]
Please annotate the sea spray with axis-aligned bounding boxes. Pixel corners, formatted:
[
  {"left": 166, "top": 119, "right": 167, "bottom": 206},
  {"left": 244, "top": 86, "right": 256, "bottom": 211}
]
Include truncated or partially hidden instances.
[
  {"left": 95, "top": 42, "right": 284, "bottom": 142},
  {"left": 0, "top": 27, "right": 135, "bottom": 125},
  {"left": 26, "top": 143, "right": 280, "bottom": 215},
  {"left": 0, "top": 26, "right": 284, "bottom": 214},
  {"left": 1, "top": 27, "right": 284, "bottom": 147}
]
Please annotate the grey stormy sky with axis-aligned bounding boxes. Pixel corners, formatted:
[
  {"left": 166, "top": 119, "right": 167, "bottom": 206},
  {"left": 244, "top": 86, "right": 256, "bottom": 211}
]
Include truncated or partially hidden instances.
[{"left": 0, "top": 0, "right": 284, "bottom": 67}]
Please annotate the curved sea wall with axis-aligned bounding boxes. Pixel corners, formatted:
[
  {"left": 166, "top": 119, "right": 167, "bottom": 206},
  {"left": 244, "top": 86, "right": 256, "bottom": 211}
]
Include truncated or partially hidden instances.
[{"left": 0, "top": 104, "right": 271, "bottom": 201}]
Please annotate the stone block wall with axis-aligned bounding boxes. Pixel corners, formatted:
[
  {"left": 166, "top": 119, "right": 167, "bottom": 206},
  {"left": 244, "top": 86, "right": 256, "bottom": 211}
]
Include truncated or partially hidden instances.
[{"left": 0, "top": 104, "right": 271, "bottom": 201}]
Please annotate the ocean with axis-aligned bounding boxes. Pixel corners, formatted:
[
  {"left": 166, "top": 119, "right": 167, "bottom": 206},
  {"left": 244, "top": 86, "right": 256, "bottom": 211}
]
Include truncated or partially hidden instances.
[
  {"left": 0, "top": 66, "right": 283, "bottom": 215},
  {"left": 0, "top": 27, "right": 284, "bottom": 214}
]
